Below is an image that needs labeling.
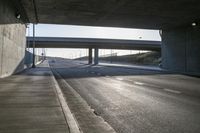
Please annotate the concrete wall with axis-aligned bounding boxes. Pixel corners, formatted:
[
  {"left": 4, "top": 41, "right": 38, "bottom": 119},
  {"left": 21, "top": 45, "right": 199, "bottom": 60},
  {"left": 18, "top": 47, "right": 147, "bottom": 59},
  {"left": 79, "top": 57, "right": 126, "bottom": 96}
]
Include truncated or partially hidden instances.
[
  {"left": 25, "top": 50, "right": 44, "bottom": 68},
  {"left": 0, "top": 1, "right": 26, "bottom": 78},
  {"left": 24, "top": 50, "right": 33, "bottom": 68},
  {"left": 162, "top": 27, "right": 200, "bottom": 76}
]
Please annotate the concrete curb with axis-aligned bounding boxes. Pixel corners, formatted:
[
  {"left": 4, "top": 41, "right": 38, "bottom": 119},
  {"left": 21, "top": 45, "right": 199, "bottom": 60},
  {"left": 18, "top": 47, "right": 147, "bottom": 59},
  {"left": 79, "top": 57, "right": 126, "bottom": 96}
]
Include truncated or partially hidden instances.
[{"left": 49, "top": 64, "right": 81, "bottom": 133}]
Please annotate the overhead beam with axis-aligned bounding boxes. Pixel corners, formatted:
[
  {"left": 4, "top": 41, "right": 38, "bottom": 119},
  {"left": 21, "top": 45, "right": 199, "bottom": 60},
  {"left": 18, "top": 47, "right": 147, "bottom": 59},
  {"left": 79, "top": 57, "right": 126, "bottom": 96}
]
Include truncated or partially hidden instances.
[
  {"left": 19, "top": 0, "right": 200, "bottom": 29},
  {"left": 27, "top": 37, "right": 161, "bottom": 51}
]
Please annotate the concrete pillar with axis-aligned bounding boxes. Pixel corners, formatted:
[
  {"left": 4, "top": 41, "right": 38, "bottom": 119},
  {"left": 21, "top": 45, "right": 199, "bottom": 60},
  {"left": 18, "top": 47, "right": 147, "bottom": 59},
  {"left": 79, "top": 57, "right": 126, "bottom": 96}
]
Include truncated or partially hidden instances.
[
  {"left": 88, "top": 48, "right": 93, "bottom": 64},
  {"left": 162, "top": 27, "right": 200, "bottom": 76},
  {"left": 94, "top": 48, "right": 99, "bottom": 65},
  {"left": 0, "top": 0, "right": 26, "bottom": 78}
]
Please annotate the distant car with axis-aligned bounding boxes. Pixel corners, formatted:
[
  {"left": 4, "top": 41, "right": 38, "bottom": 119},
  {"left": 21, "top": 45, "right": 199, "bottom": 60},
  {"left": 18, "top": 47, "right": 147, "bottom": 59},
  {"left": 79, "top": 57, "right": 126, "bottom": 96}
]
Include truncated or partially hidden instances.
[{"left": 51, "top": 60, "right": 55, "bottom": 63}]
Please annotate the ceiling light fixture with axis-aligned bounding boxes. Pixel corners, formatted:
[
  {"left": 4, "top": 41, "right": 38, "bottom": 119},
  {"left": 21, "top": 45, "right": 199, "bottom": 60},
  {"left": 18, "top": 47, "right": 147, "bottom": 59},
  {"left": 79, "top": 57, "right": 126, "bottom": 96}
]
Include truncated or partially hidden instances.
[
  {"left": 192, "top": 22, "right": 197, "bottom": 27},
  {"left": 16, "top": 13, "right": 21, "bottom": 19}
]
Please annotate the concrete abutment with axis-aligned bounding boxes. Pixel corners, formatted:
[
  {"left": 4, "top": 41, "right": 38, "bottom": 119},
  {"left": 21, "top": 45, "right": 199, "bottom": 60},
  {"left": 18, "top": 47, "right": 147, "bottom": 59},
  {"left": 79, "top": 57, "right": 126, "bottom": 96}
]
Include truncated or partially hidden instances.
[
  {"left": 0, "top": 0, "right": 26, "bottom": 78},
  {"left": 162, "top": 27, "right": 200, "bottom": 76}
]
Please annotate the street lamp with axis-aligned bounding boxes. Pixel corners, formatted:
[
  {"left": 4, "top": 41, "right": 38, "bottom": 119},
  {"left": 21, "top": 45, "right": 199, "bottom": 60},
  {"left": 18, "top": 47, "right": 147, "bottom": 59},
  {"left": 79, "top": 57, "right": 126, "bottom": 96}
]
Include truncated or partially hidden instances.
[{"left": 32, "top": 24, "right": 36, "bottom": 68}]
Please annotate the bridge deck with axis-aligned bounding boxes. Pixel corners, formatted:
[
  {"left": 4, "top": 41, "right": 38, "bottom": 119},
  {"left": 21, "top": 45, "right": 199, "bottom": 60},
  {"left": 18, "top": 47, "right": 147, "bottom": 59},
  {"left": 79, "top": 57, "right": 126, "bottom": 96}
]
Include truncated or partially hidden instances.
[{"left": 27, "top": 37, "right": 161, "bottom": 51}]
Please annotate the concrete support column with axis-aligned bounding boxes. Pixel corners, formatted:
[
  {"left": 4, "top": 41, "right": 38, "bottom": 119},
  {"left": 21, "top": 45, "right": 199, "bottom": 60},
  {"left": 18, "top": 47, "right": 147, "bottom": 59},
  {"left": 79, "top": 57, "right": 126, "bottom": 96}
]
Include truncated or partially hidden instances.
[
  {"left": 162, "top": 27, "right": 200, "bottom": 76},
  {"left": 94, "top": 48, "right": 99, "bottom": 65},
  {"left": 0, "top": 0, "right": 26, "bottom": 78},
  {"left": 88, "top": 48, "right": 93, "bottom": 64}
]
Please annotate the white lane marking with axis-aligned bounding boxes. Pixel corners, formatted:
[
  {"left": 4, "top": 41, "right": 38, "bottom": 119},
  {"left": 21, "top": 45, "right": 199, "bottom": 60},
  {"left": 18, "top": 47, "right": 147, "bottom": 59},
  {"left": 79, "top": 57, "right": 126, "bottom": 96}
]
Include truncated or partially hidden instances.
[
  {"left": 163, "top": 88, "right": 181, "bottom": 94},
  {"left": 133, "top": 81, "right": 144, "bottom": 86},
  {"left": 116, "top": 77, "right": 124, "bottom": 81},
  {"left": 50, "top": 69, "right": 81, "bottom": 133}
]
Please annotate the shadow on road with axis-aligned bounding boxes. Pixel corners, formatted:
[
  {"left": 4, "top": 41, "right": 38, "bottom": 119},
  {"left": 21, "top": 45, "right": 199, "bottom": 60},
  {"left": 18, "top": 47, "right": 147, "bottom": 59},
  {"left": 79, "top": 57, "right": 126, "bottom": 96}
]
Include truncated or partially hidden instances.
[{"left": 48, "top": 58, "right": 172, "bottom": 79}]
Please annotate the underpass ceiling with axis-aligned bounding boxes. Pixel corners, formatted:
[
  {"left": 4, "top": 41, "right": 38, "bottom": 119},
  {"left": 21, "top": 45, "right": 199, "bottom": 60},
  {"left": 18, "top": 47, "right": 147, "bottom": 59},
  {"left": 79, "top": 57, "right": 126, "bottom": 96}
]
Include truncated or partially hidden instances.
[{"left": 20, "top": 0, "right": 200, "bottom": 29}]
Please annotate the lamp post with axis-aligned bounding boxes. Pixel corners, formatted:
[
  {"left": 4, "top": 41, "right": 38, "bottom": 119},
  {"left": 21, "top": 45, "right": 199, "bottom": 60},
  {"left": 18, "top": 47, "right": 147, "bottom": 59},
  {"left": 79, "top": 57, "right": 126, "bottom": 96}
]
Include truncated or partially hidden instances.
[{"left": 32, "top": 24, "right": 36, "bottom": 68}]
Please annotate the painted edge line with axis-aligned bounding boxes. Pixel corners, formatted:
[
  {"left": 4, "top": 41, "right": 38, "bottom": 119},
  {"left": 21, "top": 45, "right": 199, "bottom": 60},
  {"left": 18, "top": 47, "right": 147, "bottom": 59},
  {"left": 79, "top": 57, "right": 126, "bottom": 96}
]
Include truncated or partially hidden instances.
[
  {"left": 49, "top": 65, "right": 81, "bottom": 133},
  {"left": 163, "top": 88, "right": 181, "bottom": 94}
]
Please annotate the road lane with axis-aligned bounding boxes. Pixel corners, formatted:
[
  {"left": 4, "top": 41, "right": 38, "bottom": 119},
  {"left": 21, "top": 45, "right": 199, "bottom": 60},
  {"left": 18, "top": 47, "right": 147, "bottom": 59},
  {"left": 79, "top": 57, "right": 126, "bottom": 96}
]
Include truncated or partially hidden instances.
[{"left": 50, "top": 58, "right": 200, "bottom": 133}]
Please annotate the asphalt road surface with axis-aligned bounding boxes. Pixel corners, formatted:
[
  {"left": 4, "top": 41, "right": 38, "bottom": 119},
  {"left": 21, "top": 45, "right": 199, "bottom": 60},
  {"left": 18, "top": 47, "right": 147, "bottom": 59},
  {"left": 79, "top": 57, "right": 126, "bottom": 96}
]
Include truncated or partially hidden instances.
[{"left": 50, "top": 58, "right": 200, "bottom": 133}]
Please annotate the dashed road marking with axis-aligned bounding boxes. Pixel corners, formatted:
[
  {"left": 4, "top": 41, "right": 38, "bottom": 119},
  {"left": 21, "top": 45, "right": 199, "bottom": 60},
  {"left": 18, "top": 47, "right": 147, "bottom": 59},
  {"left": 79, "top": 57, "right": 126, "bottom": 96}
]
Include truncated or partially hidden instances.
[
  {"left": 102, "top": 74, "right": 182, "bottom": 95},
  {"left": 163, "top": 88, "right": 181, "bottom": 94},
  {"left": 133, "top": 81, "right": 144, "bottom": 86},
  {"left": 116, "top": 77, "right": 124, "bottom": 81}
]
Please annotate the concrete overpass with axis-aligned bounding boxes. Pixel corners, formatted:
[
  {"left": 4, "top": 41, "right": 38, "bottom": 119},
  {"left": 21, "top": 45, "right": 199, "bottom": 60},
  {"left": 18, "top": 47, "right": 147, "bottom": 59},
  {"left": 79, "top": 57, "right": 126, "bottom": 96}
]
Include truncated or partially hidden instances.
[
  {"left": 27, "top": 37, "right": 161, "bottom": 64},
  {"left": 27, "top": 37, "right": 161, "bottom": 50},
  {"left": 0, "top": 0, "right": 200, "bottom": 76},
  {"left": 16, "top": 0, "right": 200, "bottom": 29}
]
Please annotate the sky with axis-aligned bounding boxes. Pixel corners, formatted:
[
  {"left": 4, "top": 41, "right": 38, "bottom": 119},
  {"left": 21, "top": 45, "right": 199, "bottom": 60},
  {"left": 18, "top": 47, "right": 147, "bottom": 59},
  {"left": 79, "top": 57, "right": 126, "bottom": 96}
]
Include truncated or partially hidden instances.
[{"left": 26, "top": 24, "right": 161, "bottom": 58}]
